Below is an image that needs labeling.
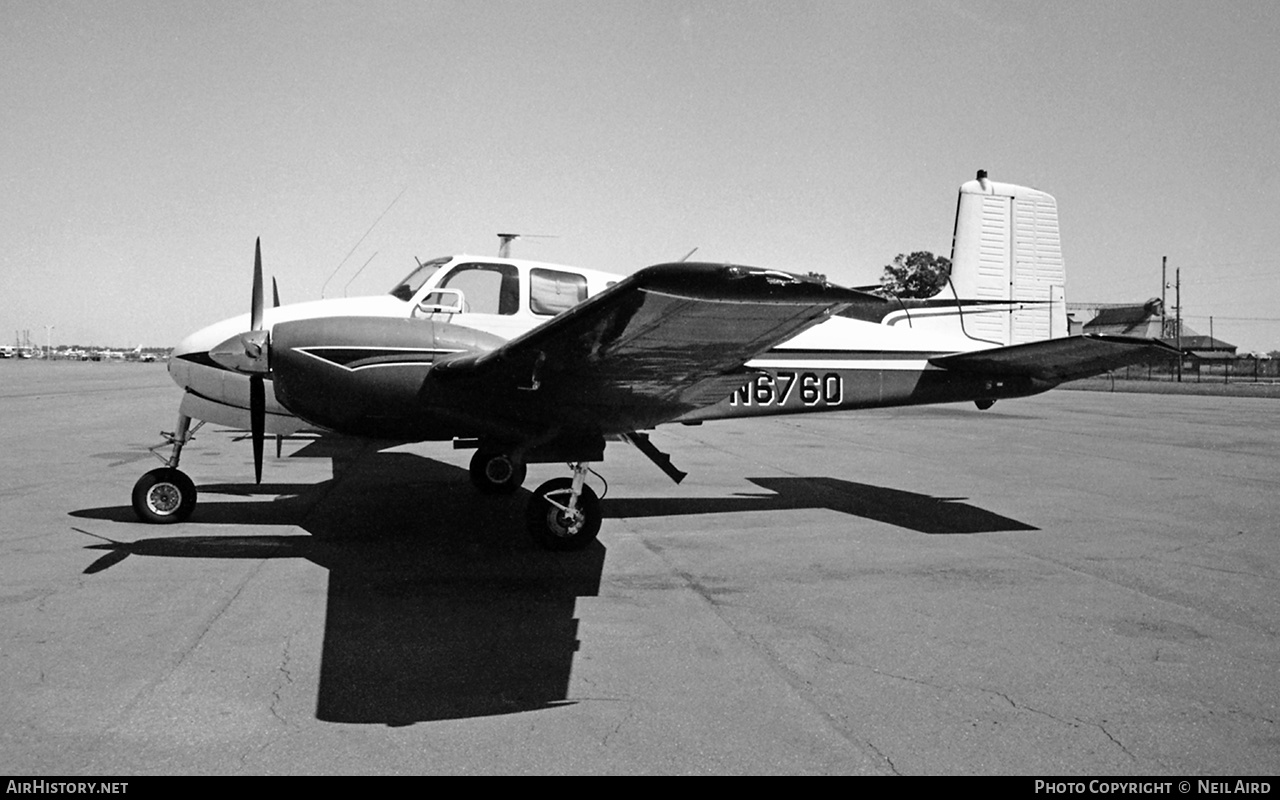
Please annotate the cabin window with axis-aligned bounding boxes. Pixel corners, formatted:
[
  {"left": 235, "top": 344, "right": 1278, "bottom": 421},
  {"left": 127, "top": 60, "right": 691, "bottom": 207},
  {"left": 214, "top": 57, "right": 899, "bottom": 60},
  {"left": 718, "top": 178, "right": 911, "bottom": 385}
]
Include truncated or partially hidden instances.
[
  {"left": 438, "top": 263, "right": 520, "bottom": 315},
  {"left": 530, "top": 268, "right": 588, "bottom": 316}
]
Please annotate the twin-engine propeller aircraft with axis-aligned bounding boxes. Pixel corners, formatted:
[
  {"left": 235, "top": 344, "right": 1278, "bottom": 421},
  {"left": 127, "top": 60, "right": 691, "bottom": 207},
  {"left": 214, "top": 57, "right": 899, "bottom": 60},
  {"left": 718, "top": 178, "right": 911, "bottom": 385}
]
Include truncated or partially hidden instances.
[{"left": 136, "top": 172, "right": 1175, "bottom": 549}]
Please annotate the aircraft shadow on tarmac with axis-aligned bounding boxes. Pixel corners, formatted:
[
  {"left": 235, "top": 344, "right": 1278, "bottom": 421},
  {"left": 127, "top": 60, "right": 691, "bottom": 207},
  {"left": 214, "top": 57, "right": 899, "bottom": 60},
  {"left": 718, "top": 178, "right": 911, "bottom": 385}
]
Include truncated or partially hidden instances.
[
  {"left": 604, "top": 477, "right": 1037, "bottom": 535},
  {"left": 71, "top": 438, "right": 1034, "bottom": 725}
]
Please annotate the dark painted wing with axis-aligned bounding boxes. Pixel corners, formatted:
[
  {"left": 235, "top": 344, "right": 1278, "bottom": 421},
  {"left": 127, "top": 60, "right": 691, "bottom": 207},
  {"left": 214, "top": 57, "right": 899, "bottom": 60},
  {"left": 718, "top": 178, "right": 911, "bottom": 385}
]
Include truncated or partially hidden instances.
[
  {"left": 929, "top": 334, "right": 1180, "bottom": 384},
  {"left": 424, "top": 262, "right": 884, "bottom": 434}
]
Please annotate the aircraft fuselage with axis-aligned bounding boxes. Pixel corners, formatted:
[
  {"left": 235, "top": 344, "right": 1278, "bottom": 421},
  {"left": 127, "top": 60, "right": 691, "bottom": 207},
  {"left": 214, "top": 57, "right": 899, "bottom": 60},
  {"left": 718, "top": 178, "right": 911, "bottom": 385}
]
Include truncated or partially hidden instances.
[
  {"left": 170, "top": 254, "right": 1043, "bottom": 443},
  {"left": 138, "top": 174, "right": 1172, "bottom": 549}
]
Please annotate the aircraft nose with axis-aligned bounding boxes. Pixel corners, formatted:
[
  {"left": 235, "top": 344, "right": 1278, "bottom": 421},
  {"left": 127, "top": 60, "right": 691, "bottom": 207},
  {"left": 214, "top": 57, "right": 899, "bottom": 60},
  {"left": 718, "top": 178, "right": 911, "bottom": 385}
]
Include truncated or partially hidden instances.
[
  {"left": 171, "top": 329, "right": 205, "bottom": 360},
  {"left": 172, "top": 314, "right": 251, "bottom": 360}
]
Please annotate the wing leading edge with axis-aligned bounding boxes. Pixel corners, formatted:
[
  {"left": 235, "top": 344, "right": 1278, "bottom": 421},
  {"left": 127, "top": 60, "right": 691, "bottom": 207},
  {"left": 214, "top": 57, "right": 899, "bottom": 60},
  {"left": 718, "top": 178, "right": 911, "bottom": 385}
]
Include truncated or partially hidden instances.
[
  {"left": 424, "top": 262, "right": 885, "bottom": 434},
  {"left": 929, "top": 334, "right": 1181, "bottom": 384}
]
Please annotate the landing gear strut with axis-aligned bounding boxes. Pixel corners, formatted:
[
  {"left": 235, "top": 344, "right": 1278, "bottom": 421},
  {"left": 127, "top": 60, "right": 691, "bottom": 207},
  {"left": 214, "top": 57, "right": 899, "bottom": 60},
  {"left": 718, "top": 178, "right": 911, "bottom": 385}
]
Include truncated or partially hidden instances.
[
  {"left": 132, "top": 413, "right": 202, "bottom": 524},
  {"left": 526, "top": 463, "right": 601, "bottom": 551}
]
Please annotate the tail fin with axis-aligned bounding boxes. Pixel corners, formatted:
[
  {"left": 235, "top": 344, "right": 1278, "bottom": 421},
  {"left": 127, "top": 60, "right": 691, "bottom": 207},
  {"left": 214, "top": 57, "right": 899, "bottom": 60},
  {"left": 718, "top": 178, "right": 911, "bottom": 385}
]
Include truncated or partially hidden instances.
[{"left": 945, "top": 170, "right": 1068, "bottom": 345}]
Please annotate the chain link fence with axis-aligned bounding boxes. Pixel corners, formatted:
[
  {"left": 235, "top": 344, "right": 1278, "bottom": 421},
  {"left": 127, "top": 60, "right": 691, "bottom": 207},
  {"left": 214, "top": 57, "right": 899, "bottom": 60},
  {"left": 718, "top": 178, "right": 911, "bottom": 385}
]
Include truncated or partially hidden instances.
[{"left": 1110, "top": 353, "right": 1279, "bottom": 384}]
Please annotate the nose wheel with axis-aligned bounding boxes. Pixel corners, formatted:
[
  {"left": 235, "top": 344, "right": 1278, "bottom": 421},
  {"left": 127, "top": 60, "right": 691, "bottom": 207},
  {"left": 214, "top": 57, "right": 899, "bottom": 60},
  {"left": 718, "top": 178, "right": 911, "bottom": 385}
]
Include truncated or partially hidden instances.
[
  {"left": 526, "top": 463, "right": 601, "bottom": 551},
  {"left": 132, "top": 467, "right": 197, "bottom": 524}
]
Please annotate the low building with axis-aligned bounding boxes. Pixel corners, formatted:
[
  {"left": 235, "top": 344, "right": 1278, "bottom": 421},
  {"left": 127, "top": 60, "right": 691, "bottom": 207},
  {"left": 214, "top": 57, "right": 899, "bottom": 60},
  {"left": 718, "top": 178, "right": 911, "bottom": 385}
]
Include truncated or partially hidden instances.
[{"left": 1068, "top": 299, "right": 1236, "bottom": 357}]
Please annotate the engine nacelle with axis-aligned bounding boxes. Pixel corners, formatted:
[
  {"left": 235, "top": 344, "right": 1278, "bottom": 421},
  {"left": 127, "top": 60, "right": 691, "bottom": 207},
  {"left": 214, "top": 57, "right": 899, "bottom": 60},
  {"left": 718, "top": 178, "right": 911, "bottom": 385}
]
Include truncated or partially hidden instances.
[{"left": 271, "top": 316, "right": 506, "bottom": 439}]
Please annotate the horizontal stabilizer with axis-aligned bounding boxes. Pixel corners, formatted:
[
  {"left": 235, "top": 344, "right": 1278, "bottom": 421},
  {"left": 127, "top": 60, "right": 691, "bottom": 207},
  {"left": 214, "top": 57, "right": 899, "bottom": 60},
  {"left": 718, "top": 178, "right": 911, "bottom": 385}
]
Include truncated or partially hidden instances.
[{"left": 929, "top": 334, "right": 1180, "bottom": 384}]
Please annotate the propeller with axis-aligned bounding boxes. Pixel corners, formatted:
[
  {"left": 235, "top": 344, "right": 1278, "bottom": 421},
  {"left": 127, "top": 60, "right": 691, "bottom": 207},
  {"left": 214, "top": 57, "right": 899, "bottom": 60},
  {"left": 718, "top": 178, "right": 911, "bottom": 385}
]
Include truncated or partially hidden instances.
[
  {"left": 249, "top": 240, "right": 266, "bottom": 483},
  {"left": 251, "top": 239, "right": 264, "bottom": 331},
  {"left": 209, "top": 238, "right": 271, "bottom": 484}
]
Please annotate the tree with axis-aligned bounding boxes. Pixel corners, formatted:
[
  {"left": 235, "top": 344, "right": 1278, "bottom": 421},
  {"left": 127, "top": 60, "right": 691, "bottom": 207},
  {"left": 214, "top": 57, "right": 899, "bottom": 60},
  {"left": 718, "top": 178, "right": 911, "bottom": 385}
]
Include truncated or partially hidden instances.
[{"left": 878, "top": 251, "right": 951, "bottom": 299}]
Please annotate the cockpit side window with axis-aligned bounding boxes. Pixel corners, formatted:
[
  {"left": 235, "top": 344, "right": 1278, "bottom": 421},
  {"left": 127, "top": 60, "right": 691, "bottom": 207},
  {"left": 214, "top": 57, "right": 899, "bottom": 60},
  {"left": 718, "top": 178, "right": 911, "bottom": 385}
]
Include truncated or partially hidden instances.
[
  {"left": 389, "top": 257, "right": 451, "bottom": 301},
  {"left": 529, "top": 268, "right": 588, "bottom": 315},
  {"left": 439, "top": 263, "right": 520, "bottom": 315}
]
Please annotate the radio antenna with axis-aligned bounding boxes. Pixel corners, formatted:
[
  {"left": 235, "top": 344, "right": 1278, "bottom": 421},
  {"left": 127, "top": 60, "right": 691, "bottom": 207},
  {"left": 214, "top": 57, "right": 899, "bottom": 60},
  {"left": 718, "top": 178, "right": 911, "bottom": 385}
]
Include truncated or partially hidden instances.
[
  {"left": 321, "top": 185, "right": 409, "bottom": 298},
  {"left": 342, "top": 251, "right": 379, "bottom": 297}
]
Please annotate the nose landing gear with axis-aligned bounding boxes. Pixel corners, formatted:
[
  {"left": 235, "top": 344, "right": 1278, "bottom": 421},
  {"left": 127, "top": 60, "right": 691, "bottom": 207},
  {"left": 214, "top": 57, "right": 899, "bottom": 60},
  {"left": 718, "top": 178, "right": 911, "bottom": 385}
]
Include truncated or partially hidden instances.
[{"left": 132, "top": 413, "right": 203, "bottom": 524}]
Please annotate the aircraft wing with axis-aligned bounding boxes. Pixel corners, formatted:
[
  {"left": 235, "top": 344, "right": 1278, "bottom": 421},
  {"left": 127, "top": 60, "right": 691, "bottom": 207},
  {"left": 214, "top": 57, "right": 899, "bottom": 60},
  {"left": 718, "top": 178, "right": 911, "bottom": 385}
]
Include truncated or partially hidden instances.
[
  {"left": 929, "top": 334, "right": 1181, "bottom": 384},
  {"left": 423, "top": 262, "right": 884, "bottom": 434}
]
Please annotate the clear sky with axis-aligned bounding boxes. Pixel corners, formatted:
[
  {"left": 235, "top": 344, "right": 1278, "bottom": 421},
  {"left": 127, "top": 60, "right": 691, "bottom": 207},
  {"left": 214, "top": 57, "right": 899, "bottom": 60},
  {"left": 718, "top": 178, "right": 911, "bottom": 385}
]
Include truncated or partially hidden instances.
[{"left": 4, "top": 1, "right": 1279, "bottom": 351}]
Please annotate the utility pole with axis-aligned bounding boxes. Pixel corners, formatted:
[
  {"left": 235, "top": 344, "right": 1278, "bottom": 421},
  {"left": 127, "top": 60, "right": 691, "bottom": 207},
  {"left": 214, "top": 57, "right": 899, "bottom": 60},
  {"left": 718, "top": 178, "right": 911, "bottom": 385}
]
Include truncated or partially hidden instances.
[
  {"left": 1161, "top": 256, "right": 1167, "bottom": 337},
  {"left": 1175, "top": 267, "right": 1182, "bottom": 383}
]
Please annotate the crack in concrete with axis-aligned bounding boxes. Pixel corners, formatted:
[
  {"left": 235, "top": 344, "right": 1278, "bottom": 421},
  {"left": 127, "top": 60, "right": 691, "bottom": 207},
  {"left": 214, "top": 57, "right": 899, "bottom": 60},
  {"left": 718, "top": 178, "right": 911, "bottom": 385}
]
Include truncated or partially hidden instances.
[
  {"left": 1095, "top": 719, "right": 1137, "bottom": 762},
  {"left": 815, "top": 652, "right": 1147, "bottom": 769},
  {"left": 979, "top": 687, "right": 1138, "bottom": 763},
  {"left": 600, "top": 701, "right": 636, "bottom": 748},
  {"left": 637, "top": 536, "right": 896, "bottom": 774},
  {"left": 862, "top": 739, "right": 902, "bottom": 775},
  {"left": 978, "top": 536, "right": 1277, "bottom": 638},
  {"left": 269, "top": 632, "right": 296, "bottom": 726},
  {"left": 86, "top": 559, "right": 267, "bottom": 768}
]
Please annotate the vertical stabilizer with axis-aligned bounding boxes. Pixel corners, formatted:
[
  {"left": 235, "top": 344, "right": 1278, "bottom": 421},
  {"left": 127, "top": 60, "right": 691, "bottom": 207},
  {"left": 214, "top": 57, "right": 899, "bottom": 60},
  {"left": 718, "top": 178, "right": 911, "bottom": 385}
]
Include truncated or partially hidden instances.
[{"left": 948, "top": 171, "right": 1067, "bottom": 345}]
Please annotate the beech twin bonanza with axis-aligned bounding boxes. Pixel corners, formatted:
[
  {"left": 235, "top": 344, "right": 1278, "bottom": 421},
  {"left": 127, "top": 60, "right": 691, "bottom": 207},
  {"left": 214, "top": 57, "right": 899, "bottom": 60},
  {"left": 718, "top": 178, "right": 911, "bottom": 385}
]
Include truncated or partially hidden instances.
[{"left": 136, "top": 173, "right": 1174, "bottom": 549}]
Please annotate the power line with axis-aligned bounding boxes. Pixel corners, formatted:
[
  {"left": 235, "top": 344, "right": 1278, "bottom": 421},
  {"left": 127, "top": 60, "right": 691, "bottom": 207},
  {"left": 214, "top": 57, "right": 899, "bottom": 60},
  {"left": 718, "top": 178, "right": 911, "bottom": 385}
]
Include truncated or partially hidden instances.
[
  {"left": 1181, "top": 315, "right": 1280, "bottom": 322},
  {"left": 1168, "top": 256, "right": 1280, "bottom": 269},
  {"left": 1182, "top": 271, "right": 1280, "bottom": 285}
]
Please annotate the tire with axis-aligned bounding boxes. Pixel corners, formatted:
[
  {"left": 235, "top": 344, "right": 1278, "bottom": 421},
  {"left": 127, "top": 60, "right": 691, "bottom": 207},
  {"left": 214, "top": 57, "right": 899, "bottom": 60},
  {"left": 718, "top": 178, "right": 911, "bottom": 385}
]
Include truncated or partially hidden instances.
[
  {"left": 132, "top": 468, "right": 197, "bottom": 524},
  {"left": 469, "top": 450, "right": 527, "bottom": 494},
  {"left": 526, "top": 477, "right": 601, "bottom": 551}
]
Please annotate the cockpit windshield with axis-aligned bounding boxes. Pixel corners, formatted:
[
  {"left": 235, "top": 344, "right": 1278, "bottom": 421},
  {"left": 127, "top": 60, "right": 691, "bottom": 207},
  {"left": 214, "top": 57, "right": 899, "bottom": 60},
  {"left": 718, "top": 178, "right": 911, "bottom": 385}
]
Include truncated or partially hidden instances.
[{"left": 388, "top": 256, "right": 452, "bottom": 301}]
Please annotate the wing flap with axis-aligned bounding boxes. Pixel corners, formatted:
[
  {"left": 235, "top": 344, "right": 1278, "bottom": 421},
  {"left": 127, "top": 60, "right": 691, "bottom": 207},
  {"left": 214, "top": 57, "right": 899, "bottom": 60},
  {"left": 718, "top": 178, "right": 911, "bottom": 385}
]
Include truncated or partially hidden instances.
[{"left": 929, "top": 334, "right": 1180, "bottom": 383}]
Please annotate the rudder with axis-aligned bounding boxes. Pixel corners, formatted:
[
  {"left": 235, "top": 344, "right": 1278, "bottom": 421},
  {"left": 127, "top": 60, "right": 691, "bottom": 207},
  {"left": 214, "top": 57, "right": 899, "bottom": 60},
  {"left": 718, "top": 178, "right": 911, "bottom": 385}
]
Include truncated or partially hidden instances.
[{"left": 946, "top": 170, "right": 1068, "bottom": 346}]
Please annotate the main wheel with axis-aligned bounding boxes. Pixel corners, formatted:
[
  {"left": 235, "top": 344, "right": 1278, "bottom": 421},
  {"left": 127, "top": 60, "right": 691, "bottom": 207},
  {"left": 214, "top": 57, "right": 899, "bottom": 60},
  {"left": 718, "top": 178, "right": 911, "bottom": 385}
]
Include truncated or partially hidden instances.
[
  {"left": 469, "top": 450, "right": 527, "bottom": 494},
  {"left": 526, "top": 477, "right": 601, "bottom": 551},
  {"left": 132, "top": 467, "right": 197, "bottom": 524}
]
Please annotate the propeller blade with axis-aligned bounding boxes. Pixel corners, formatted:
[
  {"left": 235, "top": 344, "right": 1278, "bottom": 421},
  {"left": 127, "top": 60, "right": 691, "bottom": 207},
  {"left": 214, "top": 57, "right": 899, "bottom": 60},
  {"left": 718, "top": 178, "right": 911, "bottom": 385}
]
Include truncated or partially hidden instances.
[
  {"left": 272, "top": 276, "right": 281, "bottom": 308},
  {"left": 251, "top": 238, "right": 264, "bottom": 332},
  {"left": 250, "top": 374, "right": 265, "bottom": 484}
]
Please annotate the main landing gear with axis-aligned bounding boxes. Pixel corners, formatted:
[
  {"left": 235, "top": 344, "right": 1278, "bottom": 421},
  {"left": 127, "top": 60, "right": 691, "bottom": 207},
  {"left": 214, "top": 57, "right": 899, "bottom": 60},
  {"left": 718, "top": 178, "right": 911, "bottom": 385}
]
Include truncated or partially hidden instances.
[
  {"left": 526, "top": 463, "right": 602, "bottom": 551},
  {"left": 132, "top": 413, "right": 202, "bottom": 524},
  {"left": 468, "top": 449, "right": 527, "bottom": 494},
  {"left": 467, "top": 446, "right": 602, "bottom": 549}
]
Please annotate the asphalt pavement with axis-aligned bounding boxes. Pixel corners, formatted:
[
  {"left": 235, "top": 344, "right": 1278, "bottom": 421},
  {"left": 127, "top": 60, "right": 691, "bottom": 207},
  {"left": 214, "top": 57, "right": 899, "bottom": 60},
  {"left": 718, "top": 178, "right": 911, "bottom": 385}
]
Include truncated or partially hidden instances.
[{"left": 2, "top": 360, "right": 1277, "bottom": 775}]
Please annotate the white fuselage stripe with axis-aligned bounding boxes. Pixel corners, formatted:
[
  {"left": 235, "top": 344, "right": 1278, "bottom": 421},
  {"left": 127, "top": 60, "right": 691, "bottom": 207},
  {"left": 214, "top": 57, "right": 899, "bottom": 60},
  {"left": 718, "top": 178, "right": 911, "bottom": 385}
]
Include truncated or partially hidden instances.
[{"left": 748, "top": 358, "right": 937, "bottom": 371}]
